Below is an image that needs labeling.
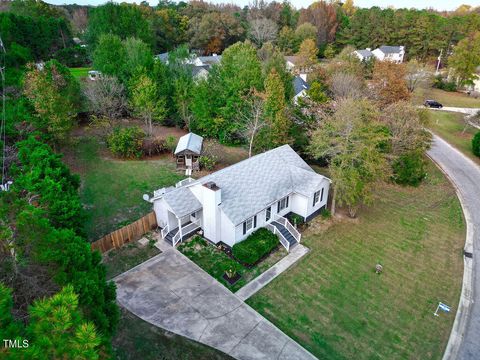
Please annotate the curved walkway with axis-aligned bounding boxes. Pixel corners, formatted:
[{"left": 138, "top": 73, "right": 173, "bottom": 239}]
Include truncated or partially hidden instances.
[
  {"left": 114, "top": 246, "right": 317, "bottom": 360},
  {"left": 427, "top": 135, "right": 480, "bottom": 360}
]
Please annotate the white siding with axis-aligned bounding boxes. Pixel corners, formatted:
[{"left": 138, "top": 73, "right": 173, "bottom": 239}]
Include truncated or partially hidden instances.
[
  {"left": 153, "top": 199, "right": 169, "bottom": 228},
  {"left": 220, "top": 211, "right": 236, "bottom": 246},
  {"left": 291, "top": 193, "right": 308, "bottom": 218},
  {"left": 305, "top": 180, "right": 330, "bottom": 218}
]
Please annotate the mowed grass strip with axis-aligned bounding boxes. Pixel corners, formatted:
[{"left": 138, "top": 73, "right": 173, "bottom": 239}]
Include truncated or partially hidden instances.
[
  {"left": 69, "top": 67, "right": 92, "bottom": 79},
  {"left": 413, "top": 87, "right": 480, "bottom": 108},
  {"left": 247, "top": 161, "right": 464, "bottom": 360},
  {"left": 66, "top": 137, "right": 183, "bottom": 241},
  {"left": 428, "top": 110, "right": 480, "bottom": 165}
]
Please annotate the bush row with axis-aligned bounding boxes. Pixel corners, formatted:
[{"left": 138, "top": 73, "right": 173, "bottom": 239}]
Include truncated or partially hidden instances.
[{"left": 232, "top": 228, "right": 279, "bottom": 266}]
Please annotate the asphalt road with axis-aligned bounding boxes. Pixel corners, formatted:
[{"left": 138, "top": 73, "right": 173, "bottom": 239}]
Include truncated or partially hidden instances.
[{"left": 427, "top": 135, "right": 480, "bottom": 360}]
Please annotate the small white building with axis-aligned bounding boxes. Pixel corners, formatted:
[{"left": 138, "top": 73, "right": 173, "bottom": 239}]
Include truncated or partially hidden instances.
[
  {"left": 372, "top": 45, "right": 405, "bottom": 63},
  {"left": 150, "top": 145, "right": 331, "bottom": 250}
]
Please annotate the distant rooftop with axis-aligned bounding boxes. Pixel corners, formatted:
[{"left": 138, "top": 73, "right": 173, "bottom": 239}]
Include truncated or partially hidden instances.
[
  {"left": 378, "top": 45, "right": 403, "bottom": 54},
  {"left": 293, "top": 76, "right": 309, "bottom": 96}
]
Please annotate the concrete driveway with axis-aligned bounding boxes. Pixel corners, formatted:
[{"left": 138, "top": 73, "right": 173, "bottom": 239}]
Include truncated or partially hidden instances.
[
  {"left": 427, "top": 135, "right": 480, "bottom": 360},
  {"left": 115, "top": 247, "right": 317, "bottom": 360},
  {"left": 428, "top": 106, "right": 479, "bottom": 117}
]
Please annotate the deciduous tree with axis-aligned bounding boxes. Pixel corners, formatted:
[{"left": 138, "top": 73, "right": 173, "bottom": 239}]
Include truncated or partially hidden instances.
[
  {"left": 130, "top": 74, "right": 167, "bottom": 135},
  {"left": 249, "top": 17, "right": 278, "bottom": 46},
  {"left": 449, "top": 32, "right": 480, "bottom": 85},
  {"left": 308, "top": 99, "right": 389, "bottom": 217},
  {"left": 23, "top": 60, "right": 81, "bottom": 142},
  {"left": 371, "top": 61, "right": 410, "bottom": 106}
]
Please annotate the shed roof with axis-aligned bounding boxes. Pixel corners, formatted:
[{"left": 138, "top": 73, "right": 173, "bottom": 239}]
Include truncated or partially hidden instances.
[{"left": 174, "top": 133, "right": 204, "bottom": 155}]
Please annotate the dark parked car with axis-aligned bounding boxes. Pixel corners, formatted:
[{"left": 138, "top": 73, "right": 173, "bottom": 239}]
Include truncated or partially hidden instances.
[{"left": 424, "top": 100, "right": 443, "bottom": 108}]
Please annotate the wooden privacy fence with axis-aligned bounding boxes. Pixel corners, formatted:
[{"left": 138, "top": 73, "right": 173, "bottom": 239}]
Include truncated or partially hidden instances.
[{"left": 91, "top": 212, "right": 158, "bottom": 253}]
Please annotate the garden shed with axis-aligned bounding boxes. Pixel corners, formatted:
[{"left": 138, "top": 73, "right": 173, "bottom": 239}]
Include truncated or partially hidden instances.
[{"left": 174, "top": 132, "right": 203, "bottom": 171}]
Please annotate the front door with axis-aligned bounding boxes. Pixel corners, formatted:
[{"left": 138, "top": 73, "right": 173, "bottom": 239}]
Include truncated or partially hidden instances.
[{"left": 186, "top": 155, "right": 192, "bottom": 167}]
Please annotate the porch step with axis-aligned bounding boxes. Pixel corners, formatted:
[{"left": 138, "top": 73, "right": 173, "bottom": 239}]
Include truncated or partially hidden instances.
[
  {"left": 164, "top": 227, "right": 178, "bottom": 245},
  {"left": 271, "top": 221, "right": 298, "bottom": 248}
]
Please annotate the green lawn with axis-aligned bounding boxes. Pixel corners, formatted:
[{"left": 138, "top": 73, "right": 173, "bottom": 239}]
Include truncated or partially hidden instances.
[
  {"left": 103, "top": 234, "right": 161, "bottom": 280},
  {"left": 178, "top": 236, "right": 287, "bottom": 292},
  {"left": 69, "top": 67, "right": 92, "bottom": 79},
  {"left": 247, "top": 161, "right": 464, "bottom": 360},
  {"left": 428, "top": 110, "right": 480, "bottom": 165},
  {"left": 413, "top": 87, "right": 480, "bottom": 108},
  {"left": 112, "top": 307, "right": 232, "bottom": 360},
  {"left": 65, "top": 137, "right": 183, "bottom": 241}
]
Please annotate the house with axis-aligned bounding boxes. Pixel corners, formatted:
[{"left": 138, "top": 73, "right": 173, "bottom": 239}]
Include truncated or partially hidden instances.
[
  {"left": 285, "top": 55, "right": 299, "bottom": 72},
  {"left": 191, "top": 65, "right": 210, "bottom": 81},
  {"left": 174, "top": 132, "right": 203, "bottom": 173},
  {"left": 194, "top": 54, "right": 222, "bottom": 67},
  {"left": 293, "top": 74, "right": 310, "bottom": 103},
  {"left": 354, "top": 48, "right": 374, "bottom": 62},
  {"left": 150, "top": 145, "right": 331, "bottom": 250},
  {"left": 155, "top": 52, "right": 169, "bottom": 64},
  {"left": 372, "top": 45, "right": 405, "bottom": 63}
]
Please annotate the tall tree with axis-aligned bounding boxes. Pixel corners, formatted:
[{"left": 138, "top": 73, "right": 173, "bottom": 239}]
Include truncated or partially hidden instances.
[
  {"left": 296, "top": 38, "right": 318, "bottom": 69},
  {"left": 130, "top": 74, "right": 167, "bottom": 135},
  {"left": 248, "top": 17, "right": 278, "bottom": 46},
  {"left": 264, "top": 69, "right": 291, "bottom": 146},
  {"left": 298, "top": 1, "right": 340, "bottom": 45},
  {"left": 308, "top": 99, "right": 389, "bottom": 217},
  {"left": 23, "top": 60, "right": 81, "bottom": 142},
  {"left": 449, "top": 31, "right": 480, "bottom": 85},
  {"left": 371, "top": 61, "right": 410, "bottom": 106},
  {"left": 93, "top": 34, "right": 127, "bottom": 79},
  {"left": 86, "top": 2, "right": 153, "bottom": 48}
]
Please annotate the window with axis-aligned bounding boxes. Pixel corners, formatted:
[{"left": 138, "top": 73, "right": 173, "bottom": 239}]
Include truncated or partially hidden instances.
[
  {"left": 313, "top": 188, "right": 324, "bottom": 206},
  {"left": 277, "top": 196, "right": 289, "bottom": 213},
  {"left": 266, "top": 207, "right": 271, "bottom": 221},
  {"left": 242, "top": 215, "right": 257, "bottom": 235},
  {"left": 313, "top": 191, "right": 320, "bottom": 206}
]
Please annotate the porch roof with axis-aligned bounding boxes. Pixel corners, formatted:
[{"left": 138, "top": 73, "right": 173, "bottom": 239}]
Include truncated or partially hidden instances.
[{"left": 163, "top": 187, "right": 202, "bottom": 218}]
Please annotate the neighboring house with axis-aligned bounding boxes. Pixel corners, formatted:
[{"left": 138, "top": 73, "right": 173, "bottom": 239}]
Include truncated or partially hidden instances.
[
  {"left": 371, "top": 45, "right": 405, "bottom": 63},
  {"left": 354, "top": 48, "right": 374, "bottom": 62},
  {"left": 174, "top": 132, "right": 203, "bottom": 173},
  {"left": 150, "top": 145, "right": 331, "bottom": 250},
  {"left": 155, "top": 52, "right": 169, "bottom": 64},
  {"left": 293, "top": 74, "right": 310, "bottom": 103},
  {"left": 194, "top": 54, "right": 222, "bottom": 67},
  {"left": 191, "top": 65, "right": 210, "bottom": 81},
  {"left": 285, "top": 55, "right": 299, "bottom": 72}
]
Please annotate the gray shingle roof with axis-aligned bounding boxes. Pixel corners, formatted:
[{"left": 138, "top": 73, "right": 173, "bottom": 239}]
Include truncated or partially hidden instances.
[
  {"left": 293, "top": 76, "right": 310, "bottom": 96},
  {"left": 356, "top": 49, "right": 373, "bottom": 58},
  {"left": 174, "top": 133, "right": 203, "bottom": 155},
  {"left": 198, "top": 145, "right": 328, "bottom": 225},
  {"left": 378, "top": 45, "right": 402, "bottom": 54},
  {"left": 198, "top": 55, "right": 222, "bottom": 65},
  {"left": 155, "top": 52, "right": 169, "bottom": 63},
  {"left": 157, "top": 145, "right": 329, "bottom": 224},
  {"left": 163, "top": 186, "right": 202, "bottom": 218}
]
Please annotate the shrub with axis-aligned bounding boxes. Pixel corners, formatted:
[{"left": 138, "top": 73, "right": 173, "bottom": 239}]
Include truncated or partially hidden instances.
[
  {"left": 289, "top": 213, "right": 304, "bottom": 226},
  {"left": 392, "top": 152, "right": 427, "bottom": 186},
  {"left": 433, "top": 75, "right": 457, "bottom": 92},
  {"left": 199, "top": 154, "right": 217, "bottom": 170},
  {"left": 107, "top": 126, "right": 145, "bottom": 158},
  {"left": 165, "top": 135, "right": 177, "bottom": 153},
  {"left": 321, "top": 208, "right": 331, "bottom": 219},
  {"left": 232, "top": 228, "right": 279, "bottom": 266},
  {"left": 473, "top": 132, "right": 480, "bottom": 157},
  {"left": 142, "top": 137, "right": 167, "bottom": 156}
]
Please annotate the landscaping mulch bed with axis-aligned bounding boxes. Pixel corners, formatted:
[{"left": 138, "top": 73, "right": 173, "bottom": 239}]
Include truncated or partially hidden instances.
[{"left": 222, "top": 273, "right": 242, "bottom": 285}]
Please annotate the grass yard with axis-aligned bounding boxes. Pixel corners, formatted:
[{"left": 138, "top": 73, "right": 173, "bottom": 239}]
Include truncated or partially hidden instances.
[
  {"left": 64, "top": 137, "right": 184, "bottom": 241},
  {"left": 413, "top": 87, "right": 480, "bottom": 108},
  {"left": 428, "top": 111, "right": 480, "bottom": 165},
  {"left": 247, "top": 161, "right": 464, "bottom": 360},
  {"left": 103, "top": 235, "right": 161, "bottom": 280},
  {"left": 112, "top": 307, "right": 232, "bottom": 360},
  {"left": 69, "top": 67, "right": 92, "bottom": 79},
  {"left": 178, "top": 236, "right": 287, "bottom": 292}
]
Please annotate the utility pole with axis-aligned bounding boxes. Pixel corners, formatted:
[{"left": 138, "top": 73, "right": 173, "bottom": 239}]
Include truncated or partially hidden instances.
[{"left": 435, "top": 49, "right": 443, "bottom": 75}]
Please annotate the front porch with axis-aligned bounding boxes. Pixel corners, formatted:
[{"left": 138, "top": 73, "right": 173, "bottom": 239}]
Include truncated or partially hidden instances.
[{"left": 160, "top": 210, "right": 201, "bottom": 247}]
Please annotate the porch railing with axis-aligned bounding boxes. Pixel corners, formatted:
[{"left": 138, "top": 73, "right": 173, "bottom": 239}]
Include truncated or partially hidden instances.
[
  {"left": 275, "top": 215, "right": 301, "bottom": 243},
  {"left": 181, "top": 220, "right": 201, "bottom": 239},
  {"left": 172, "top": 231, "right": 181, "bottom": 247},
  {"left": 266, "top": 223, "right": 290, "bottom": 252},
  {"left": 160, "top": 224, "right": 170, "bottom": 239}
]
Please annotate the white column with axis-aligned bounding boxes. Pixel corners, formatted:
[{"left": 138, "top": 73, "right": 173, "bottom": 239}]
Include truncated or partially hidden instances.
[{"left": 178, "top": 217, "right": 183, "bottom": 241}]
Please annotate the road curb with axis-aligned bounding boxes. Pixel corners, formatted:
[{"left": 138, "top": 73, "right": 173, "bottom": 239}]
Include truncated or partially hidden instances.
[{"left": 427, "top": 136, "right": 475, "bottom": 360}]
